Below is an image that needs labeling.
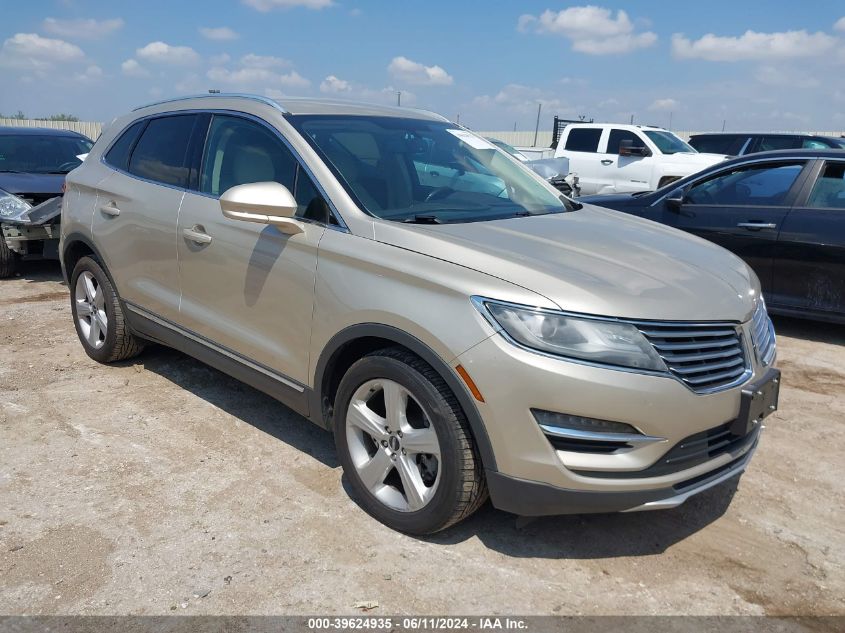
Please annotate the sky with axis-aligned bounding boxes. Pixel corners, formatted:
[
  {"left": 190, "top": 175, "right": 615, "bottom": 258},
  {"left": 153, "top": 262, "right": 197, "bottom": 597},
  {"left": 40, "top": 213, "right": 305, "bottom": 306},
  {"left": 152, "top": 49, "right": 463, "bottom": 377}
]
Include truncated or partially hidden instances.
[{"left": 1, "top": 0, "right": 844, "bottom": 133}]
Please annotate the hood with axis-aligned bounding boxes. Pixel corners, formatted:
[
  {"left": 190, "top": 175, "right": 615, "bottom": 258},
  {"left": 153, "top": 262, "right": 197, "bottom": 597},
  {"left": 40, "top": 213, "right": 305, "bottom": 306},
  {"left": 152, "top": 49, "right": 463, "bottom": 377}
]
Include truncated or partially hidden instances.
[
  {"left": 0, "top": 173, "right": 65, "bottom": 197},
  {"left": 662, "top": 152, "right": 727, "bottom": 169},
  {"left": 372, "top": 206, "right": 758, "bottom": 322}
]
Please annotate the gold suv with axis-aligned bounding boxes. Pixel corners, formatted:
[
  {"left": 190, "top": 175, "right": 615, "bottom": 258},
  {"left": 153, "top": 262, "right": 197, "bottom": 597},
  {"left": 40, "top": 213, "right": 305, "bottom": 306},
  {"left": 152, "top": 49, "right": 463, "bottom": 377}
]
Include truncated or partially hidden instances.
[{"left": 60, "top": 95, "right": 779, "bottom": 534}]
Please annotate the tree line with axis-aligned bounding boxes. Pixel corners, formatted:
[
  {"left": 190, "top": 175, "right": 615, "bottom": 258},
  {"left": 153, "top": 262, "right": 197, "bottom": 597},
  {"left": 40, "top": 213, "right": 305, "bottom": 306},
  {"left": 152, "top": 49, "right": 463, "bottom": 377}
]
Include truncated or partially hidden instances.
[{"left": 1, "top": 111, "right": 79, "bottom": 121}]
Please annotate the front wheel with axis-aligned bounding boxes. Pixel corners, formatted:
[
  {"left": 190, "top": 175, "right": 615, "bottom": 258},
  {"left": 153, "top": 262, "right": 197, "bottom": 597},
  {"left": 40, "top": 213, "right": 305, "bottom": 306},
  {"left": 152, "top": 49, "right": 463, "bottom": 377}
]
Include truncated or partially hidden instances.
[
  {"left": 334, "top": 348, "right": 487, "bottom": 534},
  {"left": 0, "top": 234, "right": 18, "bottom": 278}
]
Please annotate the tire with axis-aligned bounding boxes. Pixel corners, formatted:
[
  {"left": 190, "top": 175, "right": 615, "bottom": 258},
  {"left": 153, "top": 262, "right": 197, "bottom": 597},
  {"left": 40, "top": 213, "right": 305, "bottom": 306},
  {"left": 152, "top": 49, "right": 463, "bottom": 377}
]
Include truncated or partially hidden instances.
[
  {"left": 0, "top": 234, "right": 18, "bottom": 278},
  {"left": 334, "top": 347, "right": 487, "bottom": 534},
  {"left": 70, "top": 256, "right": 144, "bottom": 363}
]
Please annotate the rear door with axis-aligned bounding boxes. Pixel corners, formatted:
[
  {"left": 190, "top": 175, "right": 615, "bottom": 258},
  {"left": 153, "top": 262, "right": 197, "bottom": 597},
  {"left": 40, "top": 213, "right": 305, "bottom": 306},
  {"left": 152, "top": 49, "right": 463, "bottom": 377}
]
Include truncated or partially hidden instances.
[
  {"left": 605, "top": 128, "right": 654, "bottom": 193},
  {"left": 558, "top": 127, "right": 605, "bottom": 195},
  {"left": 772, "top": 159, "right": 845, "bottom": 317},
  {"left": 660, "top": 160, "right": 810, "bottom": 293},
  {"left": 92, "top": 113, "right": 204, "bottom": 322}
]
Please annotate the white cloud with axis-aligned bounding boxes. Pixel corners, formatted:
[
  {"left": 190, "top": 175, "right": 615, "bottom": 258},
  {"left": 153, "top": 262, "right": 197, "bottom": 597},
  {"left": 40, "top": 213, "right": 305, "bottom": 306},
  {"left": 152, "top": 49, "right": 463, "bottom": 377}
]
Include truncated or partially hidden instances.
[
  {"left": 43, "top": 17, "right": 124, "bottom": 40},
  {"left": 648, "top": 98, "right": 679, "bottom": 112},
  {"left": 387, "top": 56, "right": 453, "bottom": 86},
  {"left": 242, "top": 0, "right": 333, "bottom": 11},
  {"left": 136, "top": 41, "right": 200, "bottom": 65},
  {"left": 199, "top": 26, "right": 239, "bottom": 41},
  {"left": 121, "top": 58, "right": 150, "bottom": 78},
  {"left": 73, "top": 64, "right": 103, "bottom": 82},
  {"left": 472, "top": 83, "right": 567, "bottom": 115},
  {"left": 755, "top": 65, "right": 820, "bottom": 88},
  {"left": 207, "top": 66, "right": 310, "bottom": 89},
  {"left": 672, "top": 30, "right": 837, "bottom": 61},
  {"left": 240, "top": 53, "right": 291, "bottom": 68},
  {"left": 0, "top": 33, "right": 84, "bottom": 71},
  {"left": 209, "top": 53, "right": 231, "bottom": 65},
  {"left": 320, "top": 75, "right": 351, "bottom": 93},
  {"left": 518, "top": 6, "right": 657, "bottom": 55},
  {"left": 835, "top": 17, "right": 845, "bottom": 32}
]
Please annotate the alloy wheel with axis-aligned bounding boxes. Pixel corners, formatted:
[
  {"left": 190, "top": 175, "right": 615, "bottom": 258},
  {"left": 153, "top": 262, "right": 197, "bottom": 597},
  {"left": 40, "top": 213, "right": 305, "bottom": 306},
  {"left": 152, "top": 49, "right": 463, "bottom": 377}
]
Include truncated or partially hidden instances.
[{"left": 75, "top": 271, "right": 108, "bottom": 350}]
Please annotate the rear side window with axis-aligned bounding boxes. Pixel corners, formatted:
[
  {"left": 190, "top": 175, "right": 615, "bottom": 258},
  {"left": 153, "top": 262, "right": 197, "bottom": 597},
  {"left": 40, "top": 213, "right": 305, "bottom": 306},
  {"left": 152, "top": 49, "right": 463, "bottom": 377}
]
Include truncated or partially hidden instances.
[
  {"left": 807, "top": 162, "right": 845, "bottom": 209},
  {"left": 564, "top": 128, "right": 602, "bottom": 153},
  {"left": 128, "top": 115, "right": 198, "bottom": 188},
  {"left": 104, "top": 120, "right": 145, "bottom": 171},
  {"left": 607, "top": 129, "right": 646, "bottom": 155},
  {"left": 689, "top": 135, "right": 743, "bottom": 155},
  {"left": 756, "top": 136, "right": 801, "bottom": 151}
]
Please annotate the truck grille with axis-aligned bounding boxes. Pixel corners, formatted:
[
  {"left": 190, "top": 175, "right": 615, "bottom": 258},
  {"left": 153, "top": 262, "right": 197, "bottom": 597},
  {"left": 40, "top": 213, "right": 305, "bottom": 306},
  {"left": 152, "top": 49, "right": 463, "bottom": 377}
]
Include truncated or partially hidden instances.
[
  {"left": 637, "top": 321, "right": 748, "bottom": 393},
  {"left": 750, "top": 302, "right": 776, "bottom": 366}
]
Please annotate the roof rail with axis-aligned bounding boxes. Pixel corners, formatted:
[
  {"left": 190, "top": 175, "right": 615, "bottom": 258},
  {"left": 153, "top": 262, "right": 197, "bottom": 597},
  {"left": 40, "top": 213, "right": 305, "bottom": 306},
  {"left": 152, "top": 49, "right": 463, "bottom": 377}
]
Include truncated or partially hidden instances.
[{"left": 132, "top": 93, "right": 289, "bottom": 114}]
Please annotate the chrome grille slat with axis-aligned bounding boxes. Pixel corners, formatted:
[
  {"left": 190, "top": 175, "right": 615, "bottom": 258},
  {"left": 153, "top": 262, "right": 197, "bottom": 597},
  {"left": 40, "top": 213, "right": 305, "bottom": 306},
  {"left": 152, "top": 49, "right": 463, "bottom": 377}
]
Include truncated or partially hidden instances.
[
  {"left": 637, "top": 320, "right": 748, "bottom": 393},
  {"left": 750, "top": 302, "right": 776, "bottom": 366}
]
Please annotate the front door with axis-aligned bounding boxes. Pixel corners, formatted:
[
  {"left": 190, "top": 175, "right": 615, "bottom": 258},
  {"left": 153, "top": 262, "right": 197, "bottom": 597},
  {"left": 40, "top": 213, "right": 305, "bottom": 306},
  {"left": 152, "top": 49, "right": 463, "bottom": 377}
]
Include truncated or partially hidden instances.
[
  {"left": 176, "top": 114, "right": 328, "bottom": 385},
  {"left": 661, "top": 160, "right": 809, "bottom": 295},
  {"left": 605, "top": 128, "right": 654, "bottom": 193}
]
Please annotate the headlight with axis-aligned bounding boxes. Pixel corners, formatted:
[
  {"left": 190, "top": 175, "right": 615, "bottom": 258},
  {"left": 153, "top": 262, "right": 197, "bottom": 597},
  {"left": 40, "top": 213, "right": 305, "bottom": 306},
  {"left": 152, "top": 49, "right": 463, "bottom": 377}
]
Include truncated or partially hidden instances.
[
  {"left": 0, "top": 191, "right": 32, "bottom": 220},
  {"left": 474, "top": 298, "right": 667, "bottom": 372}
]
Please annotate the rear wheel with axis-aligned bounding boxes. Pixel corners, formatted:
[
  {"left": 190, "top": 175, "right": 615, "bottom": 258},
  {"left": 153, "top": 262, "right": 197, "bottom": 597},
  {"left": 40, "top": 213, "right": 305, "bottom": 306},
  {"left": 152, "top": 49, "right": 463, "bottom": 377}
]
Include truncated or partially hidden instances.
[
  {"left": 0, "top": 234, "right": 18, "bottom": 278},
  {"left": 334, "top": 348, "right": 487, "bottom": 534},
  {"left": 70, "top": 256, "right": 144, "bottom": 363}
]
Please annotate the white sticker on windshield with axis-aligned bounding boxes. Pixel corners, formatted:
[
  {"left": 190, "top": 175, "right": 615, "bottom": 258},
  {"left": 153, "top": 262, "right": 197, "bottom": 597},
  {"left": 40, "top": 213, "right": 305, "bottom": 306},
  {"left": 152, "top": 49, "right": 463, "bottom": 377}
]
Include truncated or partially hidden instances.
[{"left": 446, "top": 129, "right": 497, "bottom": 151}]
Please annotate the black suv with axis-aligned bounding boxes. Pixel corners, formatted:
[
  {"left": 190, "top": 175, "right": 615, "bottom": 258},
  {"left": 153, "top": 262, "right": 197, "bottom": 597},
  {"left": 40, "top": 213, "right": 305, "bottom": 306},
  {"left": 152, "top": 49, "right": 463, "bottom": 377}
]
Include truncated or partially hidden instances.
[{"left": 689, "top": 132, "right": 845, "bottom": 157}]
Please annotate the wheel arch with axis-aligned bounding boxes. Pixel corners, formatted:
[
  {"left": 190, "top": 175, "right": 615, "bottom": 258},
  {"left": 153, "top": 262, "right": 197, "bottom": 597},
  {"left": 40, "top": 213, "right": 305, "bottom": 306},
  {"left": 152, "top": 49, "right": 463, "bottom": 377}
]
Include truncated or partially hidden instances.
[
  {"left": 61, "top": 232, "right": 107, "bottom": 285},
  {"left": 312, "top": 323, "right": 497, "bottom": 471}
]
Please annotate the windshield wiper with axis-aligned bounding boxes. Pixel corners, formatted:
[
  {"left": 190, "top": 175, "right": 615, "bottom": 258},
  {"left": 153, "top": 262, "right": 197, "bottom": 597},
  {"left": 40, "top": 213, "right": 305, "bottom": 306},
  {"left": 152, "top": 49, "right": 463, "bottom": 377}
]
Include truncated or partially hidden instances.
[{"left": 403, "top": 214, "right": 442, "bottom": 224}]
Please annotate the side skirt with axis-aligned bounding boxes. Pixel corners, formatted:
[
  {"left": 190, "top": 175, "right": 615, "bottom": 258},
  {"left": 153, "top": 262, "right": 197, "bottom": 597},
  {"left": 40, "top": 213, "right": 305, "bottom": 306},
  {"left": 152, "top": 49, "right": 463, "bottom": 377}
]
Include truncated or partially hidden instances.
[{"left": 124, "top": 303, "right": 313, "bottom": 420}]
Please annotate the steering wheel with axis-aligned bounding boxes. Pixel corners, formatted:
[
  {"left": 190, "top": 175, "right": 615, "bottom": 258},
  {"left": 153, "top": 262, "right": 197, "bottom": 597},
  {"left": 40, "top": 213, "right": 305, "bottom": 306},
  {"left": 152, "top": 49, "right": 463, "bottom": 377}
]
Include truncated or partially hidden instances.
[
  {"left": 56, "top": 161, "right": 79, "bottom": 173},
  {"left": 425, "top": 187, "right": 456, "bottom": 202}
]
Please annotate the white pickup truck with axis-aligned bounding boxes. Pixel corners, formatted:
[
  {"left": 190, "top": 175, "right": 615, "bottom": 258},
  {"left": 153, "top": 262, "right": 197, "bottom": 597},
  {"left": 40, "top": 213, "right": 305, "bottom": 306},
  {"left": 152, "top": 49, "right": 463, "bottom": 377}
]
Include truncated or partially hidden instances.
[{"left": 553, "top": 123, "right": 727, "bottom": 195}]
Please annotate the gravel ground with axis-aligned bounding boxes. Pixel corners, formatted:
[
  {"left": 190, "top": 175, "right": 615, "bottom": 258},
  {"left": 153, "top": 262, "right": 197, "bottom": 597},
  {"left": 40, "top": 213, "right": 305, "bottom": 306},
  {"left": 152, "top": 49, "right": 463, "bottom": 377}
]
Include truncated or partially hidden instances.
[{"left": 0, "top": 262, "right": 843, "bottom": 616}]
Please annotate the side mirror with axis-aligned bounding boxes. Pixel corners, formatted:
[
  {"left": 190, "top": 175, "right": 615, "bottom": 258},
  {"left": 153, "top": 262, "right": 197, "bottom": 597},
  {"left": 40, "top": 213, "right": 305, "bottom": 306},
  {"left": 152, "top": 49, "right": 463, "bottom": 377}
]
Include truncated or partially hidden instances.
[
  {"left": 665, "top": 187, "right": 685, "bottom": 211},
  {"left": 219, "top": 181, "right": 304, "bottom": 235},
  {"left": 619, "top": 140, "right": 651, "bottom": 157}
]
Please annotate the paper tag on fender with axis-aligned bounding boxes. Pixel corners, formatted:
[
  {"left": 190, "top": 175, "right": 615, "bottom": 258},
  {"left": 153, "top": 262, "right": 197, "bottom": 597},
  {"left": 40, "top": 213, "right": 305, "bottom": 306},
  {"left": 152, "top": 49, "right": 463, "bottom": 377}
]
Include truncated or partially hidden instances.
[{"left": 445, "top": 129, "right": 497, "bottom": 150}]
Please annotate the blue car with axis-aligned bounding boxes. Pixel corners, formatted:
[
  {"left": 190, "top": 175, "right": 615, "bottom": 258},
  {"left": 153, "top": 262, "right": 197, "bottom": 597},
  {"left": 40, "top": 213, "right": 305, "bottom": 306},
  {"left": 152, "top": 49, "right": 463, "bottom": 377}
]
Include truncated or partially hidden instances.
[{"left": 0, "top": 126, "right": 93, "bottom": 277}]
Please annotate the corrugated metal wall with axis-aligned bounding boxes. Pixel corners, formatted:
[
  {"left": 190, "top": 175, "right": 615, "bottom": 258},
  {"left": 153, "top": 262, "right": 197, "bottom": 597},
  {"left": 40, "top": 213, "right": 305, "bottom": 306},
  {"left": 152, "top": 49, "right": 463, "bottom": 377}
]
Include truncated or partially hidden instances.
[{"left": 0, "top": 119, "right": 103, "bottom": 140}]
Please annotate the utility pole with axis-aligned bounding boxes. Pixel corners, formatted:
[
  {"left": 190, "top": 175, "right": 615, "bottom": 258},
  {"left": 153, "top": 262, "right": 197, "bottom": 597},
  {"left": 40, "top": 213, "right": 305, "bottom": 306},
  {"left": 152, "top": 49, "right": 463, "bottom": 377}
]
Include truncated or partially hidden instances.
[
  {"left": 722, "top": 119, "right": 726, "bottom": 132},
  {"left": 630, "top": 114, "right": 634, "bottom": 125},
  {"left": 456, "top": 113, "right": 460, "bottom": 125},
  {"left": 533, "top": 102, "right": 542, "bottom": 147},
  {"left": 513, "top": 121, "right": 517, "bottom": 132},
  {"left": 396, "top": 91, "right": 401, "bottom": 107}
]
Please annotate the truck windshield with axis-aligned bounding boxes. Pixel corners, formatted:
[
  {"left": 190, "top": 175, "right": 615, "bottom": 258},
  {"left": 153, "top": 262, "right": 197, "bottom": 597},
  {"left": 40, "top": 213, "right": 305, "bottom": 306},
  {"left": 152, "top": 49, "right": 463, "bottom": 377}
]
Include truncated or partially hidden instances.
[
  {"left": 644, "top": 131, "right": 695, "bottom": 155},
  {"left": 0, "top": 135, "right": 93, "bottom": 174},
  {"left": 288, "top": 115, "right": 572, "bottom": 224}
]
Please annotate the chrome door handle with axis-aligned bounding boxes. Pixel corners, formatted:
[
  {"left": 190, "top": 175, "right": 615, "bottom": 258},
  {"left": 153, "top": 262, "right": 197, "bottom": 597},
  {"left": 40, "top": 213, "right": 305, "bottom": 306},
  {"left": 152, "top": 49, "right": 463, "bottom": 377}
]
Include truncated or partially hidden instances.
[
  {"left": 737, "top": 222, "right": 777, "bottom": 230},
  {"left": 601, "top": 159, "right": 614, "bottom": 165},
  {"left": 99, "top": 202, "right": 121, "bottom": 217},
  {"left": 182, "top": 227, "right": 212, "bottom": 245}
]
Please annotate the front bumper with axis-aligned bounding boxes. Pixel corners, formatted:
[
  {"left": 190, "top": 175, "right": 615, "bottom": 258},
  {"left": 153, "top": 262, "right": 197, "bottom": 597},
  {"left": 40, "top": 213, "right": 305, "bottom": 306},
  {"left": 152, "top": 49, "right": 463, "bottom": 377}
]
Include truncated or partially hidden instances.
[{"left": 455, "top": 322, "right": 772, "bottom": 515}]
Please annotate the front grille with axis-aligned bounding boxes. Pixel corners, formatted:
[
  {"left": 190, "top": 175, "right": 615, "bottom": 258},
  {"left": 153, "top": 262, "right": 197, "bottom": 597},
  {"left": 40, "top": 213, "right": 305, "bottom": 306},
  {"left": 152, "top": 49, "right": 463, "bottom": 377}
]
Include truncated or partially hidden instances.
[
  {"left": 573, "top": 420, "right": 760, "bottom": 479},
  {"left": 750, "top": 302, "right": 776, "bottom": 366},
  {"left": 18, "top": 193, "right": 56, "bottom": 207},
  {"left": 637, "top": 321, "right": 748, "bottom": 393}
]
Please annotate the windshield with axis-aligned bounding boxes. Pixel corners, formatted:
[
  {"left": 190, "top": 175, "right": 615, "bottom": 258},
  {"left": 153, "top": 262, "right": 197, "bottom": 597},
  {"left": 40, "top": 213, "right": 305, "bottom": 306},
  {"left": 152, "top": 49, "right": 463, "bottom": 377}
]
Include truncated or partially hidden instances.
[
  {"left": 0, "top": 134, "right": 93, "bottom": 174},
  {"left": 288, "top": 115, "right": 571, "bottom": 224},
  {"left": 644, "top": 130, "right": 695, "bottom": 155},
  {"left": 487, "top": 138, "right": 528, "bottom": 162}
]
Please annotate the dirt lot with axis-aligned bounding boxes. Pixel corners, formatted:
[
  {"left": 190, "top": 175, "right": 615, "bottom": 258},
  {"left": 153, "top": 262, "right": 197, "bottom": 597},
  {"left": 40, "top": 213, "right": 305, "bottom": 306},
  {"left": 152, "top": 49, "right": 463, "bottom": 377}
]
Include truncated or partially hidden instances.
[{"left": 0, "top": 262, "right": 843, "bottom": 616}]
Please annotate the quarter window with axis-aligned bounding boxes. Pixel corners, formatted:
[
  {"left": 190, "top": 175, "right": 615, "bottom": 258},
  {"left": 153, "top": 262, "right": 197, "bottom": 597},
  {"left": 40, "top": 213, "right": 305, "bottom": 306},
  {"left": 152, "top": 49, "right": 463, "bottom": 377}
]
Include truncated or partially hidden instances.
[
  {"left": 128, "top": 115, "right": 198, "bottom": 188},
  {"left": 685, "top": 163, "right": 804, "bottom": 206},
  {"left": 104, "top": 120, "right": 145, "bottom": 171},
  {"left": 564, "top": 128, "right": 602, "bottom": 153},
  {"left": 807, "top": 163, "right": 845, "bottom": 209}
]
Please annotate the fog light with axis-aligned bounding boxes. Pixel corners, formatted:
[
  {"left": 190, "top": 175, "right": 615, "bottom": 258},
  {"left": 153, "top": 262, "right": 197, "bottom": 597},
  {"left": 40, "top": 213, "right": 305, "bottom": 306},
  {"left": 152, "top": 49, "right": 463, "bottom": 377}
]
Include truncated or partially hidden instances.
[{"left": 531, "top": 409, "right": 639, "bottom": 435}]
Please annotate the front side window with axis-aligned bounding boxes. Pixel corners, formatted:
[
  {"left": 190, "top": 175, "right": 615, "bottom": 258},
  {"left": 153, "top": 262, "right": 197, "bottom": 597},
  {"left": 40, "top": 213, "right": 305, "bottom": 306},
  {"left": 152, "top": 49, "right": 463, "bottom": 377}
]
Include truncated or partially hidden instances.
[
  {"left": 0, "top": 134, "right": 92, "bottom": 174},
  {"left": 644, "top": 130, "right": 694, "bottom": 155},
  {"left": 807, "top": 163, "right": 845, "bottom": 209},
  {"left": 288, "top": 115, "right": 570, "bottom": 224},
  {"left": 685, "top": 162, "right": 804, "bottom": 206},
  {"left": 564, "top": 128, "right": 602, "bottom": 153},
  {"left": 607, "top": 129, "right": 646, "bottom": 155},
  {"left": 201, "top": 115, "right": 329, "bottom": 220},
  {"left": 128, "top": 115, "right": 198, "bottom": 187}
]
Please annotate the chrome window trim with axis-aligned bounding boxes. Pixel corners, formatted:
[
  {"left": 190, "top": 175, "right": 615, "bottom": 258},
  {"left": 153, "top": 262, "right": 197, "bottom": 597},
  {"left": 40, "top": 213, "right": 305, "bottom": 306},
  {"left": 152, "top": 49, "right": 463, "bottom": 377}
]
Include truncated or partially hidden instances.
[
  {"left": 99, "top": 108, "right": 350, "bottom": 233},
  {"left": 471, "top": 295, "right": 752, "bottom": 394},
  {"left": 125, "top": 302, "right": 306, "bottom": 392}
]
